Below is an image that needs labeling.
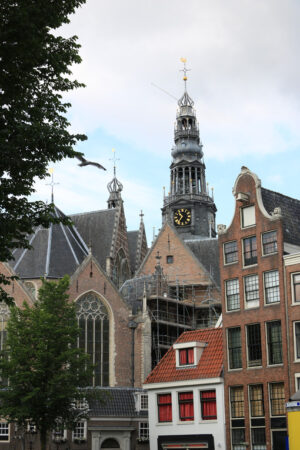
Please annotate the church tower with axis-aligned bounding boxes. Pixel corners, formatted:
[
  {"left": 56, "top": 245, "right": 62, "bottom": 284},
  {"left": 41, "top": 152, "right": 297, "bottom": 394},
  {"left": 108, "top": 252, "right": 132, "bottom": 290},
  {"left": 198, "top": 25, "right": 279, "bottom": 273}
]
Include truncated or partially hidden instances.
[{"left": 162, "top": 61, "right": 216, "bottom": 239}]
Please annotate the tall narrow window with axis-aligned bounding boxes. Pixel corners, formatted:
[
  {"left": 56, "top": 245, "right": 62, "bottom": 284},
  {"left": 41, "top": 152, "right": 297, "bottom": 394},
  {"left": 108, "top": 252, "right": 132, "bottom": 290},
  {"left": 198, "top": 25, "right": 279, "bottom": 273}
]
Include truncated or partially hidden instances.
[
  {"left": 76, "top": 293, "right": 109, "bottom": 386},
  {"left": 243, "top": 236, "right": 257, "bottom": 266},
  {"left": 230, "top": 386, "right": 244, "bottom": 418},
  {"left": 251, "top": 428, "right": 266, "bottom": 450},
  {"left": 269, "top": 383, "right": 285, "bottom": 416},
  {"left": 226, "top": 279, "right": 240, "bottom": 311},
  {"left": 178, "top": 392, "right": 194, "bottom": 421},
  {"left": 264, "top": 270, "right": 280, "bottom": 304},
  {"left": 157, "top": 394, "right": 172, "bottom": 422},
  {"left": 244, "top": 275, "right": 259, "bottom": 308},
  {"left": 249, "top": 385, "right": 264, "bottom": 417},
  {"left": 224, "top": 241, "right": 238, "bottom": 264},
  {"left": 294, "top": 322, "right": 300, "bottom": 360},
  {"left": 200, "top": 390, "right": 217, "bottom": 420},
  {"left": 179, "top": 348, "right": 194, "bottom": 365},
  {"left": 232, "top": 429, "right": 246, "bottom": 450},
  {"left": 227, "top": 327, "right": 242, "bottom": 369},
  {"left": 247, "top": 324, "right": 262, "bottom": 367},
  {"left": 292, "top": 274, "right": 300, "bottom": 303},
  {"left": 267, "top": 321, "right": 282, "bottom": 365},
  {"left": 241, "top": 205, "right": 255, "bottom": 228},
  {"left": 262, "top": 231, "right": 277, "bottom": 255}
]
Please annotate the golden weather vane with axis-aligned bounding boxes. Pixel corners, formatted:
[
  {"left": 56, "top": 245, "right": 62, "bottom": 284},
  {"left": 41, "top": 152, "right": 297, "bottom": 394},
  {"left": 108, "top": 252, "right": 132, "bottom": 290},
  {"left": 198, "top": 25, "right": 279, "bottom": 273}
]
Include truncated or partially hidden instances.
[
  {"left": 180, "top": 57, "right": 191, "bottom": 91},
  {"left": 109, "top": 148, "right": 120, "bottom": 177}
]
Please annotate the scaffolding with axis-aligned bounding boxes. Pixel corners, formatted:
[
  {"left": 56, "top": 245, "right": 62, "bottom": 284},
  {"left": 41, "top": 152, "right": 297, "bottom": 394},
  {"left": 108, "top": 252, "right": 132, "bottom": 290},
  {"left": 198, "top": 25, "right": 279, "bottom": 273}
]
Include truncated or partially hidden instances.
[{"left": 120, "top": 267, "right": 221, "bottom": 368}]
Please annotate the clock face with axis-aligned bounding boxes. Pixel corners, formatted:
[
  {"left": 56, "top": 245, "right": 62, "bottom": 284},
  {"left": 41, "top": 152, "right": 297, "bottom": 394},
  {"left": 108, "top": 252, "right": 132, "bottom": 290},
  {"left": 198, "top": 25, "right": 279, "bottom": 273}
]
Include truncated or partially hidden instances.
[{"left": 174, "top": 208, "right": 191, "bottom": 226}]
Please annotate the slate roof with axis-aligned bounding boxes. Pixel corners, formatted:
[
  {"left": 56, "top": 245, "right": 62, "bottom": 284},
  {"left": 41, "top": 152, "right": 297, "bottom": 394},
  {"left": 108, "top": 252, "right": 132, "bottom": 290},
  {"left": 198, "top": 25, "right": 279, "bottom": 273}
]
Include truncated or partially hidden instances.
[
  {"left": 70, "top": 209, "right": 116, "bottom": 270},
  {"left": 10, "top": 207, "right": 89, "bottom": 278},
  {"left": 144, "top": 328, "right": 223, "bottom": 384},
  {"left": 261, "top": 187, "right": 300, "bottom": 246},
  {"left": 185, "top": 238, "right": 220, "bottom": 286},
  {"left": 127, "top": 230, "right": 139, "bottom": 274},
  {"left": 89, "top": 387, "right": 148, "bottom": 418}
]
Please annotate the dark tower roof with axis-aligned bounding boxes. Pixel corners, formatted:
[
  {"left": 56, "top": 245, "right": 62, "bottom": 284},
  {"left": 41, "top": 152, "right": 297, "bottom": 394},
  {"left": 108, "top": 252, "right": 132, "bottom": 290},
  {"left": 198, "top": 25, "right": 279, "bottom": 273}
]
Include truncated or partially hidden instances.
[{"left": 10, "top": 206, "right": 89, "bottom": 279}]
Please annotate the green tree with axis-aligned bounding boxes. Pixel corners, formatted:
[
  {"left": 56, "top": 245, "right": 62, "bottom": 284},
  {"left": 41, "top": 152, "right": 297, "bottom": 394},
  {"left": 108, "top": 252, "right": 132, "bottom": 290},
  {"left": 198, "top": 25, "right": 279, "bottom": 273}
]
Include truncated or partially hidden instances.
[
  {"left": 0, "top": 276, "right": 93, "bottom": 450},
  {"left": 0, "top": 0, "right": 87, "bottom": 301}
]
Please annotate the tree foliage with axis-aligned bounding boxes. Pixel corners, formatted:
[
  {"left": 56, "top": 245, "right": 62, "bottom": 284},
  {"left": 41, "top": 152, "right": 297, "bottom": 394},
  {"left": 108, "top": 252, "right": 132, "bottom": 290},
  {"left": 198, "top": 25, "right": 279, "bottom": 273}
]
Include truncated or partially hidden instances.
[
  {"left": 0, "top": 0, "right": 87, "bottom": 300},
  {"left": 0, "top": 276, "right": 93, "bottom": 450}
]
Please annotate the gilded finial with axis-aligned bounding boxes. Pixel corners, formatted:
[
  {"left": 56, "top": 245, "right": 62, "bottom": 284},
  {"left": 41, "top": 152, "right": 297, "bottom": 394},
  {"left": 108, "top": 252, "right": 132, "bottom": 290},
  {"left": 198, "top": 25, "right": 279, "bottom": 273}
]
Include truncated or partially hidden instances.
[
  {"left": 180, "top": 57, "right": 190, "bottom": 91},
  {"left": 46, "top": 168, "right": 59, "bottom": 203}
]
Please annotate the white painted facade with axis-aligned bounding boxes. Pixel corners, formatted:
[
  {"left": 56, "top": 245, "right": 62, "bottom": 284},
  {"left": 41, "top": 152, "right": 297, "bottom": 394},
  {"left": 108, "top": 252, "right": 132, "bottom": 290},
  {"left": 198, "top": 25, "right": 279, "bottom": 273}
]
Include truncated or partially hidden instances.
[{"left": 144, "top": 377, "right": 226, "bottom": 450}]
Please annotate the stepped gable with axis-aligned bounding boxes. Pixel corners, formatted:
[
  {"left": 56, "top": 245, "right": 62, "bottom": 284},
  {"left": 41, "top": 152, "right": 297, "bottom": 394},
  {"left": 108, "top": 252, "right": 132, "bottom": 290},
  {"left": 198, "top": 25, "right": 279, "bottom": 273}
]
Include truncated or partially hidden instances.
[
  {"left": 261, "top": 187, "right": 300, "bottom": 246},
  {"left": 185, "top": 238, "right": 220, "bottom": 286},
  {"left": 89, "top": 387, "right": 147, "bottom": 418},
  {"left": 10, "top": 206, "right": 88, "bottom": 278},
  {"left": 70, "top": 208, "right": 116, "bottom": 271},
  {"left": 144, "top": 328, "right": 223, "bottom": 384}
]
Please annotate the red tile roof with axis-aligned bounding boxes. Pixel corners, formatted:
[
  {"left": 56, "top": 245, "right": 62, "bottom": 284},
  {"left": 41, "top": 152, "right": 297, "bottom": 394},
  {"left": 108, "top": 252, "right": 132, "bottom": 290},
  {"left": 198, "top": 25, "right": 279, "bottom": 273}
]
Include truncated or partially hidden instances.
[{"left": 144, "top": 328, "right": 223, "bottom": 384}]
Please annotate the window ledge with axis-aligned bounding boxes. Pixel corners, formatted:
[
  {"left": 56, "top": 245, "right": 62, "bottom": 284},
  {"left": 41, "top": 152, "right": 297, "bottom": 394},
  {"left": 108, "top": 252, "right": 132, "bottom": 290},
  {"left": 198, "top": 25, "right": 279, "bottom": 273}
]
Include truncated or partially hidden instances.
[
  {"left": 228, "top": 368, "right": 243, "bottom": 372},
  {"left": 177, "top": 421, "right": 195, "bottom": 425},
  {"left": 266, "top": 364, "right": 283, "bottom": 368},
  {"left": 156, "top": 422, "right": 173, "bottom": 426},
  {"left": 226, "top": 309, "right": 241, "bottom": 314},
  {"left": 247, "top": 365, "right": 263, "bottom": 370},
  {"left": 261, "top": 252, "right": 278, "bottom": 258},
  {"left": 224, "top": 261, "right": 238, "bottom": 267},
  {"left": 264, "top": 302, "right": 280, "bottom": 307},
  {"left": 198, "top": 419, "right": 218, "bottom": 423},
  {"left": 291, "top": 303, "right": 300, "bottom": 307},
  {"left": 242, "top": 264, "right": 258, "bottom": 270}
]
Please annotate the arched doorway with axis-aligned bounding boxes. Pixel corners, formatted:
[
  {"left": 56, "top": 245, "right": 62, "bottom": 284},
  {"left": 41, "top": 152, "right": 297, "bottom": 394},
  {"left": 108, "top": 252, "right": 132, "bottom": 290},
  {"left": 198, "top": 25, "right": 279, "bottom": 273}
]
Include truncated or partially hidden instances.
[{"left": 101, "top": 438, "right": 120, "bottom": 449}]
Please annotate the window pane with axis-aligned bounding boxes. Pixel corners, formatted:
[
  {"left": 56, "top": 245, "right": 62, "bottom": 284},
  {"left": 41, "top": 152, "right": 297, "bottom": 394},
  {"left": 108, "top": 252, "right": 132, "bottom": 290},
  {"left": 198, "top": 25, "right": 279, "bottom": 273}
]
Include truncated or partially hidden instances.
[
  {"left": 158, "top": 394, "right": 172, "bottom": 422},
  {"left": 247, "top": 324, "right": 262, "bottom": 367},
  {"left": 270, "top": 383, "right": 285, "bottom": 416},
  {"left": 230, "top": 386, "right": 244, "bottom": 418},
  {"left": 264, "top": 271, "right": 280, "bottom": 304},
  {"left": 293, "top": 274, "right": 300, "bottom": 303},
  {"left": 243, "top": 236, "right": 257, "bottom": 266},
  {"left": 232, "top": 429, "right": 246, "bottom": 449},
  {"left": 262, "top": 231, "right": 277, "bottom": 255},
  {"left": 200, "top": 390, "right": 217, "bottom": 420},
  {"left": 228, "top": 328, "right": 242, "bottom": 369},
  {"left": 0, "top": 423, "right": 9, "bottom": 441},
  {"left": 178, "top": 392, "right": 194, "bottom": 421},
  {"left": 226, "top": 279, "right": 240, "bottom": 311},
  {"left": 139, "top": 422, "right": 149, "bottom": 440},
  {"left": 224, "top": 241, "right": 238, "bottom": 264},
  {"left": 249, "top": 385, "right": 264, "bottom": 417},
  {"left": 267, "top": 321, "right": 282, "bottom": 365},
  {"left": 242, "top": 205, "right": 255, "bottom": 227},
  {"left": 252, "top": 428, "right": 266, "bottom": 450},
  {"left": 295, "top": 322, "right": 300, "bottom": 359},
  {"left": 244, "top": 275, "right": 259, "bottom": 306}
]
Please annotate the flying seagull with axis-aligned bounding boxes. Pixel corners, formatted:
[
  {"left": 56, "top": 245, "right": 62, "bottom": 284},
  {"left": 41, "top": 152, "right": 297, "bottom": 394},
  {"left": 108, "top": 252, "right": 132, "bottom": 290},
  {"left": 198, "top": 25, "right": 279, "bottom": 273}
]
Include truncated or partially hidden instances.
[{"left": 76, "top": 155, "right": 106, "bottom": 171}]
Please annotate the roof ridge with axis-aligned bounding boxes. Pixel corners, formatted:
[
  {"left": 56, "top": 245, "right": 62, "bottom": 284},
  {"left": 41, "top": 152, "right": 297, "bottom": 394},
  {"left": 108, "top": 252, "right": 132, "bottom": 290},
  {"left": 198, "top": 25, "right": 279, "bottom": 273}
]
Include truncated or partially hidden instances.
[{"left": 70, "top": 208, "right": 116, "bottom": 217}]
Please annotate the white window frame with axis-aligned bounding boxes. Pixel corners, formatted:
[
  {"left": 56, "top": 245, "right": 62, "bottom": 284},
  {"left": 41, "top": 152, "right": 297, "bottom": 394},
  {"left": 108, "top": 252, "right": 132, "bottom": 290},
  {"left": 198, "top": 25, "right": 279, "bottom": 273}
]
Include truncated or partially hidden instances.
[
  {"left": 138, "top": 422, "right": 149, "bottom": 441},
  {"left": 265, "top": 320, "right": 282, "bottom": 366},
  {"left": 227, "top": 327, "right": 242, "bottom": 371},
  {"left": 268, "top": 382, "right": 285, "bottom": 417},
  {"left": 294, "top": 372, "right": 300, "bottom": 392},
  {"left": 241, "top": 205, "right": 255, "bottom": 228},
  {"left": 52, "top": 428, "right": 67, "bottom": 442},
  {"left": 261, "top": 230, "right": 278, "bottom": 256},
  {"left": 243, "top": 274, "right": 259, "bottom": 309},
  {"left": 263, "top": 270, "right": 280, "bottom": 305},
  {"left": 293, "top": 321, "right": 300, "bottom": 362},
  {"left": 72, "top": 421, "right": 87, "bottom": 441},
  {"left": 291, "top": 272, "right": 300, "bottom": 304},
  {"left": 246, "top": 323, "right": 262, "bottom": 368},
  {"left": 225, "top": 278, "right": 240, "bottom": 312},
  {"left": 242, "top": 235, "right": 257, "bottom": 267},
  {"left": 223, "top": 240, "right": 238, "bottom": 265},
  {"left": 140, "top": 393, "right": 148, "bottom": 411},
  {"left": 0, "top": 422, "right": 9, "bottom": 442}
]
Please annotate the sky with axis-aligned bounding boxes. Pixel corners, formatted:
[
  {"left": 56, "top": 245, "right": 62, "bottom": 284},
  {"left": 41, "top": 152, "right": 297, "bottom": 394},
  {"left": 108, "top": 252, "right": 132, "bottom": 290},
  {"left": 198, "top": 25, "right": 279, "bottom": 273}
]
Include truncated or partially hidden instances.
[{"left": 32, "top": 0, "right": 300, "bottom": 244}]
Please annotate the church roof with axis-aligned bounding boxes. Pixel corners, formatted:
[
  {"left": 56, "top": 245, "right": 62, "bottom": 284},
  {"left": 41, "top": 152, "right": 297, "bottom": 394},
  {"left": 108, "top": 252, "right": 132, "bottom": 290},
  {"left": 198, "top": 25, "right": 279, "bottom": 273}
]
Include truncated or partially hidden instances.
[
  {"left": 10, "top": 206, "right": 89, "bottom": 278},
  {"left": 89, "top": 387, "right": 147, "bottom": 418},
  {"left": 127, "top": 230, "right": 139, "bottom": 274},
  {"left": 185, "top": 238, "right": 220, "bottom": 286},
  {"left": 261, "top": 187, "right": 300, "bottom": 246},
  {"left": 70, "top": 209, "right": 117, "bottom": 270}
]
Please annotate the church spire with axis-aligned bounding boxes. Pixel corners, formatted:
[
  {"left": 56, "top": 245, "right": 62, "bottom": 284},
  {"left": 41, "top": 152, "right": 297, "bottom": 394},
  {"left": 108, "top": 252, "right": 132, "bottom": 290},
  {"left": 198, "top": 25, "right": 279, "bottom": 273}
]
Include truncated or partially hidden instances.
[
  {"left": 107, "top": 149, "right": 123, "bottom": 209},
  {"left": 161, "top": 59, "right": 217, "bottom": 239}
]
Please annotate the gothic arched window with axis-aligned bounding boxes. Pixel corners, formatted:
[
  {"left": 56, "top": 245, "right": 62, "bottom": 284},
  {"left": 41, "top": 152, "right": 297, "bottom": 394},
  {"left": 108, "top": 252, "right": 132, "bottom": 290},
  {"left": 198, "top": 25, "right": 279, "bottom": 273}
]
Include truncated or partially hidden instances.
[
  {"left": 113, "top": 249, "right": 130, "bottom": 288},
  {"left": 76, "top": 293, "right": 109, "bottom": 386}
]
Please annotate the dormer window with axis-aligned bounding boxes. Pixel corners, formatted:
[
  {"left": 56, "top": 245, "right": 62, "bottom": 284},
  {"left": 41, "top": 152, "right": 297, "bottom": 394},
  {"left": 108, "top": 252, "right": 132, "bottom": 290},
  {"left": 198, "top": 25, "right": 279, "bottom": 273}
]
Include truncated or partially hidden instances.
[
  {"left": 179, "top": 348, "right": 194, "bottom": 365},
  {"left": 174, "top": 341, "right": 206, "bottom": 368}
]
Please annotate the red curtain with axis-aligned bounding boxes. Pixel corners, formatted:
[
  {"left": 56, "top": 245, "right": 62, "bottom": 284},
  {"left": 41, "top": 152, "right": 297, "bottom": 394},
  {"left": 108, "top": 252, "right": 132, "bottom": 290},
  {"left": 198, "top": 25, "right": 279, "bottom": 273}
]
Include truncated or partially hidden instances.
[
  {"left": 201, "top": 390, "right": 217, "bottom": 420},
  {"left": 158, "top": 394, "right": 172, "bottom": 422},
  {"left": 179, "top": 349, "right": 187, "bottom": 365},
  {"left": 179, "top": 392, "right": 194, "bottom": 421},
  {"left": 188, "top": 348, "right": 194, "bottom": 364}
]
